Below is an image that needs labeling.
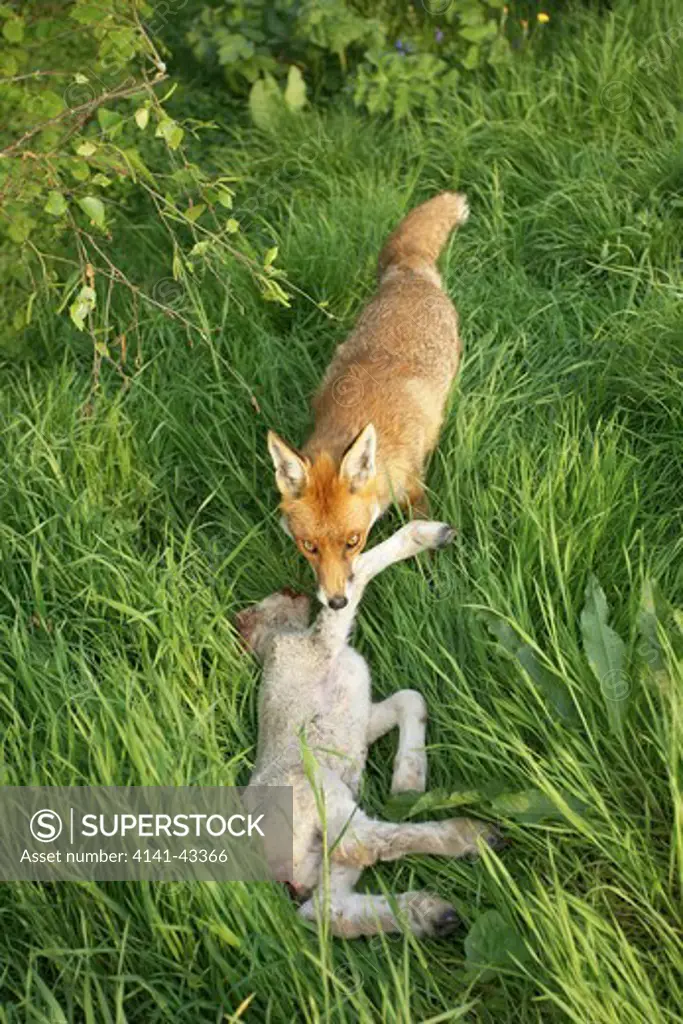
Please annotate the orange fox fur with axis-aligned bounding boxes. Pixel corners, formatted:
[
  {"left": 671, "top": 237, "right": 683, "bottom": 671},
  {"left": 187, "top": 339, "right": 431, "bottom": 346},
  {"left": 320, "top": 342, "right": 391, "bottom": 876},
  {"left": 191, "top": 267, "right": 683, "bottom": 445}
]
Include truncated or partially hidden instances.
[{"left": 268, "top": 191, "right": 469, "bottom": 607}]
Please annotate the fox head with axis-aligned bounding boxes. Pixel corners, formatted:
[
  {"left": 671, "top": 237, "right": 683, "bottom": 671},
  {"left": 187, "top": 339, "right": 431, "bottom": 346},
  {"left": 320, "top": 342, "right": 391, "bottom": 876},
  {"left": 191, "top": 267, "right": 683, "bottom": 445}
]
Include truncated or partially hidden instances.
[{"left": 267, "top": 423, "right": 380, "bottom": 609}]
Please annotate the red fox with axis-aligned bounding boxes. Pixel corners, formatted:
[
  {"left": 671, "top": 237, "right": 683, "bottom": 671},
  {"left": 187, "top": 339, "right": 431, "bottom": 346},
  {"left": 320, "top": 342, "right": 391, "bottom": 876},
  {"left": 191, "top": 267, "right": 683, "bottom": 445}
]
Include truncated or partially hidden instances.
[{"left": 267, "top": 192, "right": 469, "bottom": 609}]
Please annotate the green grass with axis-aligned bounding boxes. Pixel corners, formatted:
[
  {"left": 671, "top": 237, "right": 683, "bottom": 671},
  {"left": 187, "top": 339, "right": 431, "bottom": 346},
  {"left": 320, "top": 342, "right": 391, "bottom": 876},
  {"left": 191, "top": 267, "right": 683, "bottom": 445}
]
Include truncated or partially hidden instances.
[{"left": 1, "top": 0, "right": 682, "bottom": 1019}]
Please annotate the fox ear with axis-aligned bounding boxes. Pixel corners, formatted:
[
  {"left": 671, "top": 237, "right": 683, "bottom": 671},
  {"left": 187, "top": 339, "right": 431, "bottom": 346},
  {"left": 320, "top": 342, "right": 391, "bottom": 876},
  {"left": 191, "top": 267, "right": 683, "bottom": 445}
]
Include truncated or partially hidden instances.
[
  {"left": 340, "top": 423, "right": 377, "bottom": 491},
  {"left": 267, "top": 431, "right": 310, "bottom": 499}
]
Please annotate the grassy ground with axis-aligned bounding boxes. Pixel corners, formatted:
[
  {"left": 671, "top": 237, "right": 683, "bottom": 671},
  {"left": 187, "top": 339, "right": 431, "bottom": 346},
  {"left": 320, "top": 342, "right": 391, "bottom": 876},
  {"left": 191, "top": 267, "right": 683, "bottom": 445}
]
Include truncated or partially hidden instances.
[{"left": 1, "top": 0, "right": 682, "bottom": 1020}]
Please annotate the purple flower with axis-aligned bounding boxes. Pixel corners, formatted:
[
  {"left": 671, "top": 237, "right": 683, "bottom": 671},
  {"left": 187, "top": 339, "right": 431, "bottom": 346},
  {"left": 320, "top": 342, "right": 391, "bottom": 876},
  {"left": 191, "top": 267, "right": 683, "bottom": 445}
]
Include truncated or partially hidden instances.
[
  {"left": 395, "top": 39, "right": 405, "bottom": 52},
  {"left": 435, "top": 29, "right": 444, "bottom": 43}
]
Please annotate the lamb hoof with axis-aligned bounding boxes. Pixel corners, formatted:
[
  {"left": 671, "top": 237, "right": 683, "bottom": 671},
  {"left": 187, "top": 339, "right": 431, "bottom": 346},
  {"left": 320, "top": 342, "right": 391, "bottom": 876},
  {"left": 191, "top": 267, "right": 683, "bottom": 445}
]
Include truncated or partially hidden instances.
[
  {"left": 486, "top": 828, "right": 509, "bottom": 852},
  {"left": 412, "top": 521, "right": 457, "bottom": 550},
  {"left": 432, "top": 907, "right": 460, "bottom": 937},
  {"left": 463, "top": 825, "right": 507, "bottom": 860},
  {"left": 409, "top": 895, "right": 462, "bottom": 938},
  {"left": 436, "top": 524, "right": 457, "bottom": 548}
]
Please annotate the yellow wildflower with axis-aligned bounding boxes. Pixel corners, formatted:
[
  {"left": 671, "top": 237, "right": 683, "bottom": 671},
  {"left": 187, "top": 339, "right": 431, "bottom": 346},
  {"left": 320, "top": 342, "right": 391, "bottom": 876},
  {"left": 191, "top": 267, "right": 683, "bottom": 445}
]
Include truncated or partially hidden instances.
[{"left": 537, "top": 12, "right": 550, "bottom": 23}]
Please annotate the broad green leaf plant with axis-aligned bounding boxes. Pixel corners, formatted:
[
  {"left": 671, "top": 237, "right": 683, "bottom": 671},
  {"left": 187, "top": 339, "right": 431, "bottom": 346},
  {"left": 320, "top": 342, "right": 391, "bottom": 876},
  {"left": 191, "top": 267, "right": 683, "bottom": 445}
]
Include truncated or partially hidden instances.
[
  {"left": 188, "top": 0, "right": 552, "bottom": 124},
  {"left": 0, "top": 0, "right": 292, "bottom": 378}
]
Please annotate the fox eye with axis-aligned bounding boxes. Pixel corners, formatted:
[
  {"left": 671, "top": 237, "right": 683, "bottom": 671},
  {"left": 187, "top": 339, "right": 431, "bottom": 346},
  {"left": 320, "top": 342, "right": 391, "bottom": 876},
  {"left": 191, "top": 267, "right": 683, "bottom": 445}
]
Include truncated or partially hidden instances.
[
  {"left": 301, "top": 540, "right": 317, "bottom": 554},
  {"left": 346, "top": 534, "right": 360, "bottom": 549}
]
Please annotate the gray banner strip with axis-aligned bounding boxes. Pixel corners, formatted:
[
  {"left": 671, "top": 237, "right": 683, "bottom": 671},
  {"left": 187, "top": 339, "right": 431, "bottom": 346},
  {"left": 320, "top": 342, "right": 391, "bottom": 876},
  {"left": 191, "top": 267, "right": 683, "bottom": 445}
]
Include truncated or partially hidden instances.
[{"left": 0, "top": 787, "right": 293, "bottom": 882}]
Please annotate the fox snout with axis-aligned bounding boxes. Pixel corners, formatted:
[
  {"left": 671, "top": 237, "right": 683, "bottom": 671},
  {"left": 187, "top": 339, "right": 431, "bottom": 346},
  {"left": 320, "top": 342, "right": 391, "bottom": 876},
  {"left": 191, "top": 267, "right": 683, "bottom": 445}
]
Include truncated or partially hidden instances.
[{"left": 316, "top": 558, "right": 355, "bottom": 610}]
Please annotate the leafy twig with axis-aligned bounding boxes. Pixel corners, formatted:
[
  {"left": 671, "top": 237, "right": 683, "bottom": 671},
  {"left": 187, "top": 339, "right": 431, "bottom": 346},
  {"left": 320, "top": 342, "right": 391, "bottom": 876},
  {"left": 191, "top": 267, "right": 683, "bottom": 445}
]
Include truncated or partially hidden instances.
[{"left": 0, "top": 75, "right": 166, "bottom": 158}]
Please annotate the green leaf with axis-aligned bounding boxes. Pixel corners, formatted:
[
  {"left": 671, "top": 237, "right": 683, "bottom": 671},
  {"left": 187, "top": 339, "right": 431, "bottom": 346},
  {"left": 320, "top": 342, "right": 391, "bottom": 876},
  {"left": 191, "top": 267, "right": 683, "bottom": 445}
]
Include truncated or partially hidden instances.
[
  {"left": 637, "top": 580, "right": 683, "bottom": 670},
  {"left": 515, "top": 645, "right": 577, "bottom": 723},
  {"left": 248, "top": 74, "right": 283, "bottom": 132},
  {"left": 225, "top": 218, "right": 239, "bottom": 234},
  {"left": 155, "top": 119, "right": 184, "bottom": 150},
  {"left": 479, "top": 612, "right": 576, "bottom": 724},
  {"left": 189, "top": 240, "right": 211, "bottom": 257},
  {"left": 134, "top": 107, "right": 149, "bottom": 130},
  {"left": 284, "top": 65, "right": 307, "bottom": 112},
  {"left": 458, "top": 1, "right": 486, "bottom": 26},
  {"left": 184, "top": 203, "right": 206, "bottom": 223},
  {"left": 7, "top": 213, "right": 36, "bottom": 244},
  {"left": 76, "top": 141, "right": 97, "bottom": 157},
  {"left": 217, "top": 32, "right": 254, "bottom": 65},
  {"left": 217, "top": 187, "right": 233, "bottom": 210},
  {"left": 637, "top": 579, "right": 668, "bottom": 674},
  {"left": 3, "top": 17, "right": 24, "bottom": 43},
  {"left": 260, "top": 274, "right": 291, "bottom": 306},
  {"left": 119, "top": 147, "right": 154, "bottom": 185},
  {"left": 460, "top": 21, "right": 497, "bottom": 43},
  {"left": 489, "top": 788, "right": 586, "bottom": 824},
  {"left": 40, "top": 90, "right": 65, "bottom": 118},
  {"left": 637, "top": 582, "right": 663, "bottom": 671},
  {"left": 91, "top": 173, "right": 112, "bottom": 188},
  {"left": 384, "top": 786, "right": 485, "bottom": 821},
  {"left": 97, "top": 107, "right": 123, "bottom": 135},
  {"left": 44, "top": 192, "right": 68, "bottom": 217},
  {"left": 580, "top": 575, "right": 629, "bottom": 735},
  {"left": 462, "top": 44, "right": 481, "bottom": 70},
  {"left": 0, "top": 52, "right": 18, "bottom": 76},
  {"left": 383, "top": 791, "right": 427, "bottom": 821},
  {"left": 69, "top": 159, "right": 91, "bottom": 182},
  {"left": 69, "top": 285, "right": 96, "bottom": 331},
  {"left": 465, "top": 911, "right": 530, "bottom": 981},
  {"left": 478, "top": 612, "right": 519, "bottom": 654},
  {"left": 76, "top": 196, "right": 106, "bottom": 229},
  {"left": 70, "top": 3, "right": 101, "bottom": 25},
  {"left": 264, "top": 246, "right": 278, "bottom": 268},
  {"left": 56, "top": 270, "right": 83, "bottom": 316}
]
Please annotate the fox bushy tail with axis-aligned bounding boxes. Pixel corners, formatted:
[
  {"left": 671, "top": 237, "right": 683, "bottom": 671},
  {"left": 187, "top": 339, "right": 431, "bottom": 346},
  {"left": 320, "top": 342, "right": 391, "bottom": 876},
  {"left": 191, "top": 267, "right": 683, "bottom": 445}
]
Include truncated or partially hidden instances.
[{"left": 378, "top": 191, "right": 469, "bottom": 278}]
